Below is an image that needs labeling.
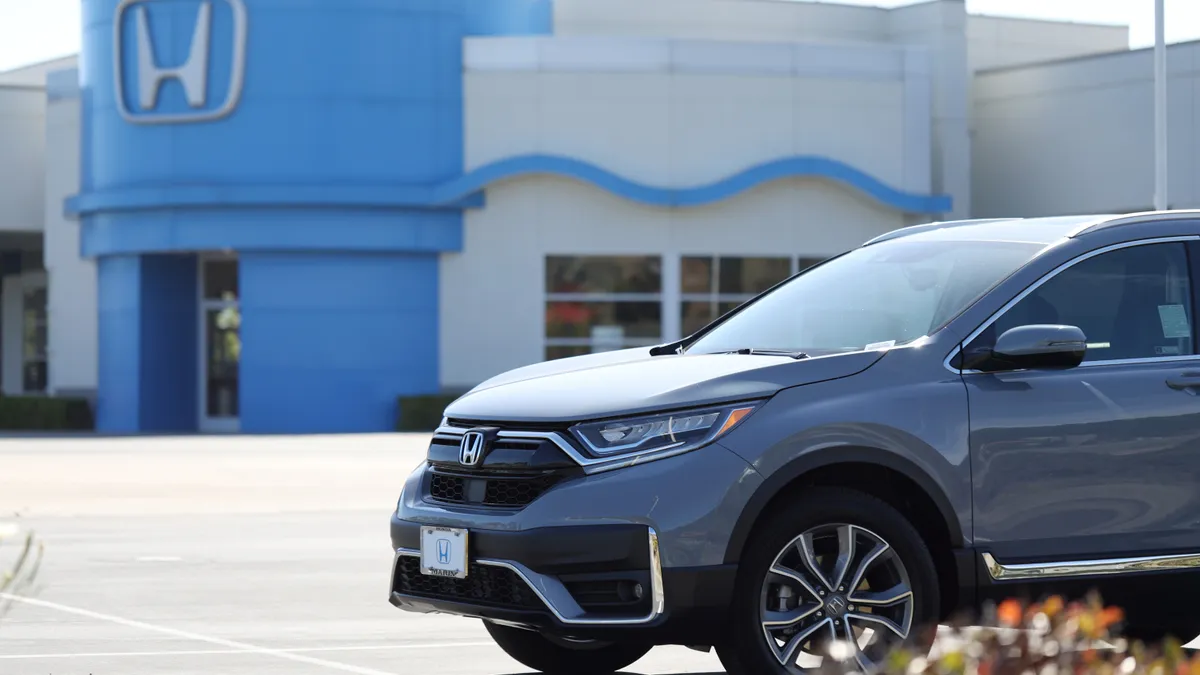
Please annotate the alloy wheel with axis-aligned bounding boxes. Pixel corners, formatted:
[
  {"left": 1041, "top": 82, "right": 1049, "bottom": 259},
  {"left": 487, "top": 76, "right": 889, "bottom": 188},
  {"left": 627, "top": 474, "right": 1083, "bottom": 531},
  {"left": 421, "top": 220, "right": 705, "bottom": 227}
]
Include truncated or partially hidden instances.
[{"left": 759, "top": 522, "right": 915, "bottom": 672}]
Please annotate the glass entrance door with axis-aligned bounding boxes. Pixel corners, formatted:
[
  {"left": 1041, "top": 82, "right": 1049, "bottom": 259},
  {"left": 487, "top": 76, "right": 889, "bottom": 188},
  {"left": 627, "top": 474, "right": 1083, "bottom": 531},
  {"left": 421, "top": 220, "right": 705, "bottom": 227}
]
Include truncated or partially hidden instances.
[{"left": 200, "top": 256, "right": 240, "bottom": 433}]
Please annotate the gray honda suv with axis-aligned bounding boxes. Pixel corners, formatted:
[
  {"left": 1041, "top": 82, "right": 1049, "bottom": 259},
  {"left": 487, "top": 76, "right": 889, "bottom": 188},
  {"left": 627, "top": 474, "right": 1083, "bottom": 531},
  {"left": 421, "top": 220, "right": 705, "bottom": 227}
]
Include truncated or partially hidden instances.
[{"left": 390, "top": 211, "right": 1200, "bottom": 674}]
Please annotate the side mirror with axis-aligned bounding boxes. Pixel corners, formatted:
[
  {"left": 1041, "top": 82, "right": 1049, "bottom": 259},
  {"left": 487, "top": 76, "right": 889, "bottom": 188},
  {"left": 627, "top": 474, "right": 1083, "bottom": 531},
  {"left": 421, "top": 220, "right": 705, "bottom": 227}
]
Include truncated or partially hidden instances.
[{"left": 980, "top": 324, "right": 1087, "bottom": 371}]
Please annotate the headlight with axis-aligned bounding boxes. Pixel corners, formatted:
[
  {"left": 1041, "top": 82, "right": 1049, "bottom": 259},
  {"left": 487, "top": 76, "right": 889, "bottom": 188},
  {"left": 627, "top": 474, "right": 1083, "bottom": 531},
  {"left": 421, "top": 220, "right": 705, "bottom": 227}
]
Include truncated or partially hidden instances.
[{"left": 570, "top": 402, "right": 761, "bottom": 460}]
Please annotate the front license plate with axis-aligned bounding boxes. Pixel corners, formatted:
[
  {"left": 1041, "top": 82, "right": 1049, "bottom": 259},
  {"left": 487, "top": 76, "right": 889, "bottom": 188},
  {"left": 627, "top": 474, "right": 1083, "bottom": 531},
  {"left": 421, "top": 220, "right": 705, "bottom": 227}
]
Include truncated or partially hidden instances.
[{"left": 420, "top": 526, "right": 469, "bottom": 579}]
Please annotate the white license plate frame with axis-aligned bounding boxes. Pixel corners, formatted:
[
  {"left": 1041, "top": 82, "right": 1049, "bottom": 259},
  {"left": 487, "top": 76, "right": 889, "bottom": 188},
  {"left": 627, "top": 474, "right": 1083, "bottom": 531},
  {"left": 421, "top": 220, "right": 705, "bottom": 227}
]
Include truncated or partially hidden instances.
[{"left": 419, "top": 526, "right": 469, "bottom": 579}]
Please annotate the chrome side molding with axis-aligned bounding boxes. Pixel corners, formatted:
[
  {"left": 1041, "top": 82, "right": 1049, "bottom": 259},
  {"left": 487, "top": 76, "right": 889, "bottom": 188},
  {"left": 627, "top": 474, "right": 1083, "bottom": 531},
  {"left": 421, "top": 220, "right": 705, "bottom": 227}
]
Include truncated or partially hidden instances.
[
  {"left": 982, "top": 550, "right": 1200, "bottom": 581},
  {"left": 394, "top": 527, "right": 665, "bottom": 626}
]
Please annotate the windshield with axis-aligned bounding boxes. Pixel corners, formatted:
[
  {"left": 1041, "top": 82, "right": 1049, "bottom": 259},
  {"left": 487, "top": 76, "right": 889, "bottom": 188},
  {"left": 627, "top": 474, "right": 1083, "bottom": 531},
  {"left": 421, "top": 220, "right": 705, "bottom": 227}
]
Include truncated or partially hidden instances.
[{"left": 686, "top": 239, "right": 1047, "bottom": 355}]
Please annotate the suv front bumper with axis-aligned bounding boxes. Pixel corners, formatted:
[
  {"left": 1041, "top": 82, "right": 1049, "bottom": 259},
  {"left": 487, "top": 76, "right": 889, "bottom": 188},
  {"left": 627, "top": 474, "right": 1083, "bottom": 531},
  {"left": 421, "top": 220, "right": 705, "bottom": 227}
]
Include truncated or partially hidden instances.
[{"left": 389, "top": 442, "right": 762, "bottom": 643}]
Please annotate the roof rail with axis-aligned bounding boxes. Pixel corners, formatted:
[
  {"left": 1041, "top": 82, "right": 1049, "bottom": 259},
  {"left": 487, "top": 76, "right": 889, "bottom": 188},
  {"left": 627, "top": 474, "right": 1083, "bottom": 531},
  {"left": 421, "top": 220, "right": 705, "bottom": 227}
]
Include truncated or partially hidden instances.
[
  {"left": 1070, "top": 209, "right": 1200, "bottom": 237},
  {"left": 862, "top": 218, "right": 1021, "bottom": 247}
]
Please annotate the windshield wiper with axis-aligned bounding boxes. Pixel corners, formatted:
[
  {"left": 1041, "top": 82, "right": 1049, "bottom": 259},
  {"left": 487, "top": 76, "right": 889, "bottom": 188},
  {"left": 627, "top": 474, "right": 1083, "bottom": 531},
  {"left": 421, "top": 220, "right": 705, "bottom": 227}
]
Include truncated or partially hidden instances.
[
  {"left": 728, "top": 348, "right": 810, "bottom": 360},
  {"left": 649, "top": 341, "right": 685, "bottom": 356}
]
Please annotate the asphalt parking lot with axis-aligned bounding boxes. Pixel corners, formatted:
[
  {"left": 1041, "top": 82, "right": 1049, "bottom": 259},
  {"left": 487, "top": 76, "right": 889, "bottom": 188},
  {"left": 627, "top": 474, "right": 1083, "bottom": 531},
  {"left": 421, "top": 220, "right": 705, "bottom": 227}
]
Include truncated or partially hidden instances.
[{"left": 0, "top": 434, "right": 722, "bottom": 675}]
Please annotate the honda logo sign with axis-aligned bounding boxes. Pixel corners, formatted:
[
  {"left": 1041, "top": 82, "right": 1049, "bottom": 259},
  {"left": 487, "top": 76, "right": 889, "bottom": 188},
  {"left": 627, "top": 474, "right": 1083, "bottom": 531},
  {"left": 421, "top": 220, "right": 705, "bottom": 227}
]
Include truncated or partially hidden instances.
[{"left": 113, "top": 0, "right": 248, "bottom": 124}]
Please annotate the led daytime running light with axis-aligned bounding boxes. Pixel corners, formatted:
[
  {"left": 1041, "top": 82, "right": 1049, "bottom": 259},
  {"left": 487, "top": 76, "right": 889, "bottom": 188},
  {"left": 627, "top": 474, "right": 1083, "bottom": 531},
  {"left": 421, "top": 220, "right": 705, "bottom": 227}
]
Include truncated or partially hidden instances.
[
  {"left": 575, "top": 403, "right": 760, "bottom": 459},
  {"left": 598, "top": 412, "right": 720, "bottom": 445}
]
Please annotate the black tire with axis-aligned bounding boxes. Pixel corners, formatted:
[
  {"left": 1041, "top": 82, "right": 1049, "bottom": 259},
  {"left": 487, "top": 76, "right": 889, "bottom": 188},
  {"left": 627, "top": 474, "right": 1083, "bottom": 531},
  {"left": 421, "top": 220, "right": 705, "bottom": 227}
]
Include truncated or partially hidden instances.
[
  {"left": 483, "top": 621, "right": 652, "bottom": 674},
  {"left": 717, "top": 487, "right": 941, "bottom": 675}
]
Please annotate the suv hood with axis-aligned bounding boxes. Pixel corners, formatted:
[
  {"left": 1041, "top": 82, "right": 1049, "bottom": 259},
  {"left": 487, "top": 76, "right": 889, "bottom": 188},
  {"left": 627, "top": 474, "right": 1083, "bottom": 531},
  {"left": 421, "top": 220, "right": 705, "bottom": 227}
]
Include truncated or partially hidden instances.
[{"left": 444, "top": 347, "right": 886, "bottom": 424}]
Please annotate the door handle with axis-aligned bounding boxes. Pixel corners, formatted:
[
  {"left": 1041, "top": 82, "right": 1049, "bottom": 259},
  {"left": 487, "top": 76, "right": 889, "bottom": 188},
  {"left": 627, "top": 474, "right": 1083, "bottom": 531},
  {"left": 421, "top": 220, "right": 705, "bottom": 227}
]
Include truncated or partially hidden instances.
[{"left": 1165, "top": 371, "right": 1200, "bottom": 391}]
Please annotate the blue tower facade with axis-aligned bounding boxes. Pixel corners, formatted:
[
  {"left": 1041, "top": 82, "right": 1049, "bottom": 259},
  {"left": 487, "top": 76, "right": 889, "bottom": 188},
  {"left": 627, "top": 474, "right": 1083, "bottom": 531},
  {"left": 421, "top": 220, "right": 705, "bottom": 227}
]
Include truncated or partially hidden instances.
[{"left": 70, "top": 0, "right": 551, "bottom": 432}]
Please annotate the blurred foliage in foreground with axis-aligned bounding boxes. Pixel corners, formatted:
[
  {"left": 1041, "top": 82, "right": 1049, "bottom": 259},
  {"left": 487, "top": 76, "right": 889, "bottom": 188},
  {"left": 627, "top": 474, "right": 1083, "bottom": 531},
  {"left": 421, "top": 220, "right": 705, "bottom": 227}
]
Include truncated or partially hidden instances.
[
  {"left": 878, "top": 594, "right": 1195, "bottom": 675},
  {"left": 0, "top": 520, "right": 43, "bottom": 620}
]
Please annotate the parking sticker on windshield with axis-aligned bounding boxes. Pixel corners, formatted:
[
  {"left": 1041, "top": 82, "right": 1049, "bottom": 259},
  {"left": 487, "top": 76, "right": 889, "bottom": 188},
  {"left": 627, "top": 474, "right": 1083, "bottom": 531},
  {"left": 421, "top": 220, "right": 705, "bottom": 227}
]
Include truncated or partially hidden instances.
[
  {"left": 1158, "top": 304, "right": 1192, "bottom": 339},
  {"left": 865, "top": 340, "right": 896, "bottom": 351}
]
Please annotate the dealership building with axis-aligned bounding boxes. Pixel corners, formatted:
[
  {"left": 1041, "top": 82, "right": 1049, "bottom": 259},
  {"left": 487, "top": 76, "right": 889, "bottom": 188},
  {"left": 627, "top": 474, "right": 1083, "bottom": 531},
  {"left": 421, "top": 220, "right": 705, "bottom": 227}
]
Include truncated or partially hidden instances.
[{"left": 0, "top": 0, "right": 1191, "bottom": 433}]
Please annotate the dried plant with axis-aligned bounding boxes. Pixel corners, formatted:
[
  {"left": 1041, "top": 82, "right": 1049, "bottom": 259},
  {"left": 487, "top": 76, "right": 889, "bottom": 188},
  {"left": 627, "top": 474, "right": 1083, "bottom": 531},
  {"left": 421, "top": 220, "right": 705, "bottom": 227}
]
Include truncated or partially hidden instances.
[
  {"left": 875, "top": 593, "right": 1197, "bottom": 675},
  {"left": 0, "top": 517, "right": 43, "bottom": 621}
]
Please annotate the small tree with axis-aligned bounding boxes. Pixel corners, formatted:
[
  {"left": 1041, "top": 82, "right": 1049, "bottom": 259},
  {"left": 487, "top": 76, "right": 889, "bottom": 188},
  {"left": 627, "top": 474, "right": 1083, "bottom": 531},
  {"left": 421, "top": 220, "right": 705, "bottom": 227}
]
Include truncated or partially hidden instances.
[{"left": 0, "top": 519, "right": 43, "bottom": 621}]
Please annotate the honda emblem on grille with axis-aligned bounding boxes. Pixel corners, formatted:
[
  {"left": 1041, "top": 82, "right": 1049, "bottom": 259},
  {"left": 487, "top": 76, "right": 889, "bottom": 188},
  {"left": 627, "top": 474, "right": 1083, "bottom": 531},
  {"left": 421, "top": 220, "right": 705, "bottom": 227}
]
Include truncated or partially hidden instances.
[{"left": 459, "top": 430, "right": 487, "bottom": 467}]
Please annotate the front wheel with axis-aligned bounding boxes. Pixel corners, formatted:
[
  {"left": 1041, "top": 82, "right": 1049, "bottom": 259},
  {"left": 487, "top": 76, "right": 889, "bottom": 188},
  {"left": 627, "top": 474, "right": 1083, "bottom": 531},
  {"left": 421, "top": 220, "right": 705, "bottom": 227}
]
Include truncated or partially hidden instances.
[
  {"left": 717, "top": 487, "right": 941, "bottom": 674},
  {"left": 484, "top": 621, "right": 652, "bottom": 675}
]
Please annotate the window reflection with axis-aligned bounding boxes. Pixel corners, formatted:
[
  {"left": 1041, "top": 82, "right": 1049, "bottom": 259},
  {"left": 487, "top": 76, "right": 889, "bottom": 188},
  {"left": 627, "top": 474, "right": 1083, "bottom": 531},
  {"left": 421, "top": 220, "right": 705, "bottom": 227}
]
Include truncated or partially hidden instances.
[
  {"left": 680, "top": 256, "right": 815, "bottom": 337},
  {"left": 202, "top": 258, "right": 240, "bottom": 422},
  {"left": 546, "top": 256, "right": 661, "bottom": 295},
  {"left": 544, "top": 256, "right": 663, "bottom": 360},
  {"left": 204, "top": 260, "right": 239, "bottom": 301},
  {"left": 206, "top": 307, "right": 240, "bottom": 418},
  {"left": 542, "top": 254, "right": 833, "bottom": 361},
  {"left": 22, "top": 286, "right": 47, "bottom": 393}
]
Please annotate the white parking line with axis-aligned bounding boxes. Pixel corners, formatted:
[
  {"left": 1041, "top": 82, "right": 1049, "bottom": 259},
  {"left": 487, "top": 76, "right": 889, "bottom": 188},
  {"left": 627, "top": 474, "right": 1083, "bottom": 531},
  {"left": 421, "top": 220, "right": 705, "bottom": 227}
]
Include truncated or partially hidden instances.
[
  {"left": 0, "top": 593, "right": 430, "bottom": 674},
  {"left": 0, "top": 642, "right": 497, "bottom": 660}
]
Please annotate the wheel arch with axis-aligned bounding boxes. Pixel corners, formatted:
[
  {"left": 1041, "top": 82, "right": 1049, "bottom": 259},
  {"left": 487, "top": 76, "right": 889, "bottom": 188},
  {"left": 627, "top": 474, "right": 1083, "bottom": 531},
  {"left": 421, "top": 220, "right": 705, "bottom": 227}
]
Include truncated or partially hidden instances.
[
  {"left": 725, "top": 446, "right": 964, "bottom": 564},
  {"left": 723, "top": 446, "right": 967, "bottom": 615}
]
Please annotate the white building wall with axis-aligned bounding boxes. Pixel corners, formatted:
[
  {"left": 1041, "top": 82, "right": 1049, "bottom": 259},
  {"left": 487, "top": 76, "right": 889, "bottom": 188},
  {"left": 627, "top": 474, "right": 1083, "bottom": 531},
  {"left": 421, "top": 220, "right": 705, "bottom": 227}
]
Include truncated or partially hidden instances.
[
  {"left": 553, "top": 0, "right": 1128, "bottom": 69},
  {"left": 43, "top": 68, "right": 96, "bottom": 396},
  {"left": 0, "top": 86, "right": 46, "bottom": 232},
  {"left": 443, "top": 36, "right": 927, "bottom": 389},
  {"left": 967, "top": 16, "right": 1128, "bottom": 72},
  {"left": 972, "top": 41, "right": 1200, "bottom": 218},
  {"left": 553, "top": 0, "right": 970, "bottom": 217},
  {"left": 0, "top": 56, "right": 79, "bottom": 87},
  {"left": 553, "top": 0, "right": 891, "bottom": 43},
  {"left": 888, "top": 1, "right": 971, "bottom": 220},
  {"left": 550, "top": 1, "right": 1129, "bottom": 224}
]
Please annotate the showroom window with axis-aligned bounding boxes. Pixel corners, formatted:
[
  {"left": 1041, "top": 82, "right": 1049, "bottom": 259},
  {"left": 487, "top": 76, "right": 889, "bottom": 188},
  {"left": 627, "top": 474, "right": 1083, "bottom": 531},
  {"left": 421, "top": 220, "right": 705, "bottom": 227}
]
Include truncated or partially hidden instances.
[
  {"left": 22, "top": 285, "right": 47, "bottom": 394},
  {"left": 545, "top": 256, "right": 663, "bottom": 361},
  {"left": 680, "top": 256, "right": 825, "bottom": 336}
]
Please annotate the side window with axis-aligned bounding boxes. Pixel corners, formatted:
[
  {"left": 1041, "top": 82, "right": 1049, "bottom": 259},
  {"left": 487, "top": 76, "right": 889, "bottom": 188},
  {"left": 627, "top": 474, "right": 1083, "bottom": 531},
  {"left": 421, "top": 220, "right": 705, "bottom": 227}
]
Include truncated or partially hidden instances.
[{"left": 969, "top": 243, "right": 1194, "bottom": 363}]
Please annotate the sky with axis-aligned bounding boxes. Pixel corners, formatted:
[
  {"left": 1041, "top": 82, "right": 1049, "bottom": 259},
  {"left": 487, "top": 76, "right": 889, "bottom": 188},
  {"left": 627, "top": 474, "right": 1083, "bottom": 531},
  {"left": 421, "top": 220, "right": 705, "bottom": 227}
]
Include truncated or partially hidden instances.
[{"left": 0, "top": 0, "right": 1196, "bottom": 73}]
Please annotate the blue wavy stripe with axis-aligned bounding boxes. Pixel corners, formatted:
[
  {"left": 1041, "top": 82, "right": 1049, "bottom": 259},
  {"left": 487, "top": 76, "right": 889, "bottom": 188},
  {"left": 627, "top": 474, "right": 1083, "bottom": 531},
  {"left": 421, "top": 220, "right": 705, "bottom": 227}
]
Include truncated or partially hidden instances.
[{"left": 435, "top": 154, "right": 953, "bottom": 214}]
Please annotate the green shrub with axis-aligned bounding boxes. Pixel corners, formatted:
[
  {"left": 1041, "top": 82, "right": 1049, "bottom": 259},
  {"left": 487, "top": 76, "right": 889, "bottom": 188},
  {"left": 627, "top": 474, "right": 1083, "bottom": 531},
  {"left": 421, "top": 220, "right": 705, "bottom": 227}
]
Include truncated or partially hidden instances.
[
  {"left": 396, "top": 394, "right": 461, "bottom": 432},
  {"left": 0, "top": 396, "right": 94, "bottom": 431}
]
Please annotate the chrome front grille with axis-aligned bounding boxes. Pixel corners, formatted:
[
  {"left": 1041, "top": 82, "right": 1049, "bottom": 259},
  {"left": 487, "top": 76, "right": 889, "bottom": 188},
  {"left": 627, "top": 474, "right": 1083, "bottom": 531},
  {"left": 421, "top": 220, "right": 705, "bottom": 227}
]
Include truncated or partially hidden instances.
[
  {"left": 422, "top": 425, "right": 580, "bottom": 510},
  {"left": 443, "top": 418, "right": 571, "bottom": 433}
]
